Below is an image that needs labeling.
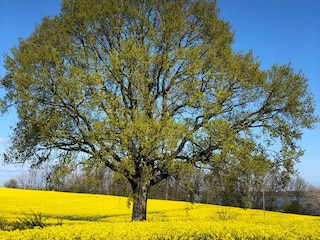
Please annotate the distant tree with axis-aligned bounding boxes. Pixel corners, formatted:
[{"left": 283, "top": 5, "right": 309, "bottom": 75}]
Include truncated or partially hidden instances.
[
  {"left": 3, "top": 178, "right": 19, "bottom": 188},
  {"left": 0, "top": 0, "right": 317, "bottom": 220},
  {"left": 283, "top": 200, "right": 302, "bottom": 214},
  {"left": 305, "top": 184, "right": 320, "bottom": 215},
  {"left": 208, "top": 143, "right": 271, "bottom": 208},
  {"left": 46, "top": 156, "right": 77, "bottom": 191},
  {"left": 16, "top": 169, "right": 46, "bottom": 190},
  {"left": 264, "top": 169, "right": 291, "bottom": 210},
  {"left": 287, "top": 175, "right": 307, "bottom": 201}
]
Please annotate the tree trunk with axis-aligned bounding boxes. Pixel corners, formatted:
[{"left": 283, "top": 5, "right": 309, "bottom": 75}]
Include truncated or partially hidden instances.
[{"left": 131, "top": 179, "right": 150, "bottom": 221}]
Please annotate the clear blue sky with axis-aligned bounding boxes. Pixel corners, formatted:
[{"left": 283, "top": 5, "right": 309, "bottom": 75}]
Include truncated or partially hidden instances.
[{"left": 0, "top": 0, "right": 319, "bottom": 186}]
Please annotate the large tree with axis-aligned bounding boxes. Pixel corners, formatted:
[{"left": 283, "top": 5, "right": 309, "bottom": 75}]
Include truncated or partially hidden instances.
[{"left": 0, "top": 0, "right": 317, "bottom": 220}]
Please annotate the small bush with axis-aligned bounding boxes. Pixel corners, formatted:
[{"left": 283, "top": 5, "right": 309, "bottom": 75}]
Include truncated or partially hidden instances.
[
  {"left": 283, "top": 201, "right": 301, "bottom": 214},
  {"left": 0, "top": 211, "right": 63, "bottom": 231},
  {"left": 3, "top": 178, "right": 19, "bottom": 188},
  {"left": 12, "top": 210, "right": 47, "bottom": 230},
  {"left": 217, "top": 210, "right": 239, "bottom": 220},
  {"left": 0, "top": 216, "right": 9, "bottom": 231}
]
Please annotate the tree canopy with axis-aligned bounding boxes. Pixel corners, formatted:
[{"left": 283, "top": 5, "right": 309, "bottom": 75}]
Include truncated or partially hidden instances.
[{"left": 0, "top": 0, "right": 318, "bottom": 221}]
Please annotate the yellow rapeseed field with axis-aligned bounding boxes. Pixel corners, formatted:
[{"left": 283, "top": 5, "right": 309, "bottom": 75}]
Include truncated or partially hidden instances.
[{"left": 0, "top": 188, "right": 319, "bottom": 239}]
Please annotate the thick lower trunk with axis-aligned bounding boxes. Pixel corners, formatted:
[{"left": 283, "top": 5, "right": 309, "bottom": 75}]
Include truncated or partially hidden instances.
[{"left": 131, "top": 179, "right": 150, "bottom": 221}]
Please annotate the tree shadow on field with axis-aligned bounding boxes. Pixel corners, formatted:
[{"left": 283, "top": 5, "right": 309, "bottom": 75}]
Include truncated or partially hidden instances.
[{"left": 51, "top": 213, "right": 130, "bottom": 222}]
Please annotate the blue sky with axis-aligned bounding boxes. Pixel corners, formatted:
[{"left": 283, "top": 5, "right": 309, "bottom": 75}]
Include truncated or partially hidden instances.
[{"left": 0, "top": 0, "right": 319, "bottom": 186}]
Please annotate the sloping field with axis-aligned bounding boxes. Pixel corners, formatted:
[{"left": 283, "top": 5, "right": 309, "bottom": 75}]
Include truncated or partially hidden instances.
[{"left": 0, "top": 188, "right": 319, "bottom": 239}]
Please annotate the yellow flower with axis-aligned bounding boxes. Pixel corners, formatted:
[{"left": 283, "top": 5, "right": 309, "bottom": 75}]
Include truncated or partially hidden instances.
[{"left": 1, "top": 188, "right": 320, "bottom": 240}]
